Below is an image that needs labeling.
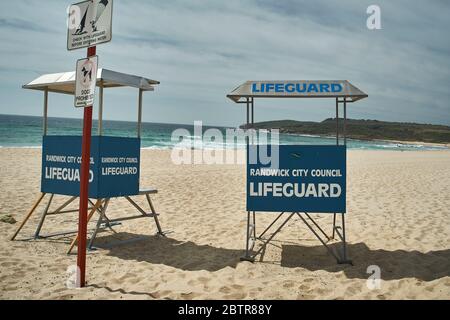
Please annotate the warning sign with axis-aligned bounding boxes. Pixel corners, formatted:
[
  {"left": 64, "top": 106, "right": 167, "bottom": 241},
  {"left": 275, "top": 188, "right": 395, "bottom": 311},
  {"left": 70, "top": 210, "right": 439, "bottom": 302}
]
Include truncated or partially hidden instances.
[
  {"left": 67, "top": 0, "right": 113, "bottom": 51},
  {"left": 75, "top": 56, "right": 98, "bottom": 108}
]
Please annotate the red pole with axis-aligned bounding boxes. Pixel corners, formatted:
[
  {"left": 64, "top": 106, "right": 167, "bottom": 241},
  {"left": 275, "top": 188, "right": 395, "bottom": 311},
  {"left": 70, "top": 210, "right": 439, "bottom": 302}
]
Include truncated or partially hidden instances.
[{"left": 77, "top": 45, "right": 96, "bottom": 287}]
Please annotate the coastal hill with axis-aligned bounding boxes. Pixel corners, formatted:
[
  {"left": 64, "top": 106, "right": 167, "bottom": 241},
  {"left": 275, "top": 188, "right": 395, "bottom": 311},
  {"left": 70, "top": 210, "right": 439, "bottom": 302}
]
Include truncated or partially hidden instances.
[{"left": 241, "top": 118, "right": 450, "bottom": 144}]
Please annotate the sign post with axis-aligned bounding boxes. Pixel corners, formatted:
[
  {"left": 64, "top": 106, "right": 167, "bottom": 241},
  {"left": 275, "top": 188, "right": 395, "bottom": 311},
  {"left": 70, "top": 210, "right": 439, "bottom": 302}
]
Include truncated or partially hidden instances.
[
  {"left": 76, "top": 45, "right": 96, "bottom": 288},
  {"left": 68, "top": 0, "right": 113, "bottom": 288}
]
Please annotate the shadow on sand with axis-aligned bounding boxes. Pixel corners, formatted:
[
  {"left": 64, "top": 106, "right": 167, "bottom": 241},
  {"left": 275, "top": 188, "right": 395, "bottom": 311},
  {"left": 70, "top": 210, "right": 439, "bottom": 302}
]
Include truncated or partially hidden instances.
[
  {"left": 97, "top": 232, "right": 449, "bottom": 281},
  {"left": 281, "top": 242, "right": 450, "bottom": 281},
  {"left": 97, "top": 232, "right": 242, "bottom": 272}
]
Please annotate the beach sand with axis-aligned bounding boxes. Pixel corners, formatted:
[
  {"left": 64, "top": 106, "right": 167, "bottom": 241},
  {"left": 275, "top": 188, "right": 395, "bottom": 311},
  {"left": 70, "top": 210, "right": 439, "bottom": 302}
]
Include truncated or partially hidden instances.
[{"left": 0, "top": 148, "right": 449, "bottom": 299}]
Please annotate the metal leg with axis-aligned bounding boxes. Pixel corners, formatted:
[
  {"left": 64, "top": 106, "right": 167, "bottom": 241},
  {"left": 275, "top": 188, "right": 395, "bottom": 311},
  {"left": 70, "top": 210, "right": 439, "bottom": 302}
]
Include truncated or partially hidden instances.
[
  {"left": 331, "top": 213, "right": 337, "bottom": 239},
  {"left": 297, "top": 213, "right": 341, "bottom": 262},
  {"left": 252, "top": 211, "right": 256, "bottom": 240},
  {"left": 304, "top": 212, "right": 330, "bottom": 241},
  {"left": 88, "top": 198, "right": 110, "bottom": 250},
  {"left": 34, "top": 193, "right": 54, "bottom": 239},
  {"left": 125, "top": 196, "right": 148, "bottom": 216},
  {"left": 241, "top": 211, "right": 254, "bottom": 261},
  {"left": 258, "top": 212, "right": 285, "bottom": 239},
  {"left": 67, "top": 199, "right": 104, "bottom": 254},
  {"left": 251, "top": 212, "right": 295, "bottom": 259},
  {"left": 48, "top": 196, "right": 77, "bottom": 215},
  {"left": 339, "top": 213, "right": 351, "bottom": 264},
  {"left": 336, "top": 98, "right": 339, "bottom": 145},
  {"left": 145, "top": 194, "right": 164, "bottom": 235}
]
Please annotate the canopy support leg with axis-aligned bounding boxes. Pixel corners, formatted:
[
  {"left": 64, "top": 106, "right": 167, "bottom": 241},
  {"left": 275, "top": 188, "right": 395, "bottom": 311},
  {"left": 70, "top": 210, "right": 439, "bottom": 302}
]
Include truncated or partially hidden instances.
[
  {"left": 242, "top": 98, "right": 254, "bottom": 262},
  {"left": 137, "top": 89, "right": 143, "bottom": 138},
  {"left": 98, "top": 82, "right": 104, "bottom": 136},
  {"left": 343, "top": 97, "right": 347, "bottom": 145},
  {"left": 43, "top": 89, "right": 48, "bottom": 136}
]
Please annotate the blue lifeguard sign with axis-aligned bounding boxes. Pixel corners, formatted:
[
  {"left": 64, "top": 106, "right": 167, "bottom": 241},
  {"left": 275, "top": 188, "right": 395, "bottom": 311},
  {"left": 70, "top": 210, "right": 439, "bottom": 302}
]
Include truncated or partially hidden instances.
[
  {"left": 12, "top": 68, "right": 165, "bottom": 251},
  {"left": 227, "top": 80, "right": 368, "bottom": 264},
  {"left": 247, "top": 145, "right": 346, "bottom": 213},
  {"left": 22, "top": 68, "right": 157, "bottom": 199},
  {"left": 41, "top": 135, "right": 140, "bottom": 198}
]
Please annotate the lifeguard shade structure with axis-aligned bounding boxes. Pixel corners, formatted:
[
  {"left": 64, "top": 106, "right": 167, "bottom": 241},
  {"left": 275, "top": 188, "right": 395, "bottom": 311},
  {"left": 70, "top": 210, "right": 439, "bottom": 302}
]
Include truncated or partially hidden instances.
[
  {"left": 227, "top": 80, "right": 368, "bottom": 264},
  {"left": 11, "top": 69, "right": 165, "bottom": 251}
]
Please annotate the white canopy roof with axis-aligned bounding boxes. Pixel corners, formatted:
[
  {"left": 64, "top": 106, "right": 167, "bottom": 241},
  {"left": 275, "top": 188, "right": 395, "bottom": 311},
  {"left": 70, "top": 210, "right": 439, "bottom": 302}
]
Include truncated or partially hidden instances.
[
  {"left": 23, "top": 68, "right": 160, "bottom": 94},
  {"left": 227, "top": 80, "right": 367, "bottom": 103}
]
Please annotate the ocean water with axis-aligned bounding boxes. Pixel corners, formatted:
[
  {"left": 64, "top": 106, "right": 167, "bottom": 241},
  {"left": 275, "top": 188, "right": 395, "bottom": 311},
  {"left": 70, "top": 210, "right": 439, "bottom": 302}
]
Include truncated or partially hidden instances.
[{"left": 0, "top": 114, "right": 446, "bottom": 151}]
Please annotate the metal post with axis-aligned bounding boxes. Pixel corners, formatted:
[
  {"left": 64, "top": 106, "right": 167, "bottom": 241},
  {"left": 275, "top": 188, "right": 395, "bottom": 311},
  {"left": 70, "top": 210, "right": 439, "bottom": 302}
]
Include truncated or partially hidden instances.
[
  {"left": 332, "top": 213, "right": 336, "bottom": 239},
  {"left": 77, "top": 45, "right": 96, "bottom": 288},
  {"left": 43, "top": 88, "right": 48, "bottom": 136},
  {"left": 34, "top": 193, "right": 54, "bottom": 239},
  {"left": 243, "top": 98, "right": 251, "bottom": 260},
  {"left": 251, "top": 98, "right": 254, "bottom": 127},
  {"left": 250, "top": 98, "right": 256, "bottom": 239},
  {"left": 146, "top": 194, "right": 164, "bottom": 235},
  {"left": 137, "top": 89, "right": 143, "bottom": 138},
  {"left": 252, "top": 213, "right": 295, "bottom": 258},
  {"left": 343, "top": 98, "right": 347, "bottom": 145},
  {"left": 342, "top": 98, "right": 348, "bottom": 261},
  {"left": 341, "top": 213, "right": 349, "bottom": 262},
  {"left": 258, "top": 212, "right": 284, "bottom": 239},
  {"left": 88, "top": 198, "right": 110, "bottom": 250},
  {"left": 336, "top": 97, "right": 339, "bottom": 145},
  {"left": 246, "top": 98, "right": 249, "bottom": 127},
  {"left": 297, "top": 213, "right": 341, "bottom": 262},
  {"left": 333, "top": 97, "right": 340, "bottom": 237},
  {"left": 98, "top": 82, "right": 103, "bottom": 136}
]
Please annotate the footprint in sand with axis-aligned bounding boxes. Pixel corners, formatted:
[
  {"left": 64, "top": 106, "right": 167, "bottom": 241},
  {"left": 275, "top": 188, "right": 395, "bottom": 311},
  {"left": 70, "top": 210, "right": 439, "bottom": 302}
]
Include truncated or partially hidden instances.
[{"left": 219, "top": 286, "right": 231, "bottom": 294}]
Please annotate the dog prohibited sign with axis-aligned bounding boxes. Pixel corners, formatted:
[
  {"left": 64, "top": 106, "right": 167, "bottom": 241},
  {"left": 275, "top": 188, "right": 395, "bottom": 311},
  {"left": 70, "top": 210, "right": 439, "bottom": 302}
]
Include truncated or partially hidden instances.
[
  {"left": 75, "top": 55, "right": 98, "bottom": 107},
  {"left": 67, "top": 0, "right": 113, "bottom": 50}
]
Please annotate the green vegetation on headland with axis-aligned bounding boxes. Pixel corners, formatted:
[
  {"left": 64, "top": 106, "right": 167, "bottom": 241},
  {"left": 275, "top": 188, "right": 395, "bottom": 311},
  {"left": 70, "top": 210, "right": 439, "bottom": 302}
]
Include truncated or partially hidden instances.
[{"left": 241, "top": 119, "right": 450, "bottom": 144}]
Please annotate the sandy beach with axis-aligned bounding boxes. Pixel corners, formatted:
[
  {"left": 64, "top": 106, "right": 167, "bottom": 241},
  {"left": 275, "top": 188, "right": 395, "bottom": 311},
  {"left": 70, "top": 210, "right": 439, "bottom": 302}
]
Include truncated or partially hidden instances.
[{"left": 0, "top": 148, "right": 449, "bottom": 300}]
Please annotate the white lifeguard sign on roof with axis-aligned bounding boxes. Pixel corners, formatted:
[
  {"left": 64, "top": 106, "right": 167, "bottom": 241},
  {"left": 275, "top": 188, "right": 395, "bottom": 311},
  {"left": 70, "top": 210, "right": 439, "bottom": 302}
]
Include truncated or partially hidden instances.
[
  {"left": 23, "top": 68, "right": 159, "bottom": 94},
  {"left": 227, "top": 80, "right": 368, "bottom": 103},
  {"left": 67, "top": 0, "right": 113, "bottom": 50}
]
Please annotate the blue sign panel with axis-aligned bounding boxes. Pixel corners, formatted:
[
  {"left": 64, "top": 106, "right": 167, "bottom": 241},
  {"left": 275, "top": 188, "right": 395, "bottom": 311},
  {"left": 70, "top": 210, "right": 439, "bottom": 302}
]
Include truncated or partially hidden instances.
[
  {"left": 41, "top": 135, "right": 140, "bottom": 198},
  {"left": 247, "top": 145, "right": 346, "bottom": 213}
]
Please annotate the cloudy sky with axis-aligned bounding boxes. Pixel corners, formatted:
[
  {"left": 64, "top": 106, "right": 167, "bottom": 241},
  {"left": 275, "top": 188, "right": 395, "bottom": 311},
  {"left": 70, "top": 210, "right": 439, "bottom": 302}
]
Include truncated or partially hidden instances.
[{"left": 0, "top": 0, "right": 449, "bottom": 126}]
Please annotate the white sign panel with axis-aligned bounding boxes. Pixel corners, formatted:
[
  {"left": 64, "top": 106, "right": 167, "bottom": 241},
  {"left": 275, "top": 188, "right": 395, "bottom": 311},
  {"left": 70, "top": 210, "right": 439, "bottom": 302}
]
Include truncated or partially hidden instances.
[
  {"left": 67, "top": 0, "right": 113, "bottom": 50},
  {"left": 75, "top": 56, "right": 98, "bottom": 107}
]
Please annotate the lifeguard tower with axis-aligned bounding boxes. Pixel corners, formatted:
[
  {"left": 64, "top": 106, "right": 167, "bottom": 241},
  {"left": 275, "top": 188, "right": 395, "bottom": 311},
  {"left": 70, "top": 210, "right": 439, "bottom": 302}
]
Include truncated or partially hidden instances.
[
  {"left": 11, "top": 68, "right": 165, "bottom": 253},
  {"left": 227, "top": 80, "right": 368, "bottom": 264}
]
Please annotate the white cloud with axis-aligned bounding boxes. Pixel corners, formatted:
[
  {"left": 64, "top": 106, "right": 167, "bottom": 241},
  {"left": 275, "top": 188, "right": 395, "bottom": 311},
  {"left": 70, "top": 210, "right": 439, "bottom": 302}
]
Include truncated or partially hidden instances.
[{"left": 0, "top": 0, "right": 449, "bottom": 126}]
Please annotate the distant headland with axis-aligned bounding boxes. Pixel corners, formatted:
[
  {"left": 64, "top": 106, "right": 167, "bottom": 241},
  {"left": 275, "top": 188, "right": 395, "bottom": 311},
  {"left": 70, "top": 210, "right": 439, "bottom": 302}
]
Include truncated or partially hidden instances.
[{"left": 241, "top": 118, "right": 450, "bottom": 144}]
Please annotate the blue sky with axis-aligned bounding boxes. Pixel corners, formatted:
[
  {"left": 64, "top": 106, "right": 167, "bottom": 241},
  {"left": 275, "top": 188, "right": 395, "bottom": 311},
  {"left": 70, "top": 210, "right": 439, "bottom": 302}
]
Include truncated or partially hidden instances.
[{"left": 0, "top": 0, "right": 449, "bottom": 126}]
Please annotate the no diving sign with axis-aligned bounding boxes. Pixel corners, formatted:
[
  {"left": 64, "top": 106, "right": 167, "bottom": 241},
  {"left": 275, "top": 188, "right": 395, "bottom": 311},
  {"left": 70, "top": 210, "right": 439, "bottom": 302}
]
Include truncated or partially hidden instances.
[
  {"left": 75, "top": 56, "right": 98, "bottom": 108},
  {"left": 67, "top": 0, "right": 113, "bottom": 50}
]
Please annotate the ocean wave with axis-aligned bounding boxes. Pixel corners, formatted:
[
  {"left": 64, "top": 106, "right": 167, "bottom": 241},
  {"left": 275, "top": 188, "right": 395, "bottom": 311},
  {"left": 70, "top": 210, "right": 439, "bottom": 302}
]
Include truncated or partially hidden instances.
[
  {"left": 141, "top": 146, "right": 172, "bottom": 150},
  {"left": 0, "top": 145, "right": 42, "bottom": 149}
]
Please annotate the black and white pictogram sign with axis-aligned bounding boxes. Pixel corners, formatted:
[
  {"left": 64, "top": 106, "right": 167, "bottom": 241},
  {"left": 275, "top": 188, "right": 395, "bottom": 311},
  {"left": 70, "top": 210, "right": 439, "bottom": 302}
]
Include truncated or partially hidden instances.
[
  {"left": 75, "top": 55, "right": 98, "bottom": 107},
  {"left": 67, "top": 0, "right": 113, "bottom": 50}
]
